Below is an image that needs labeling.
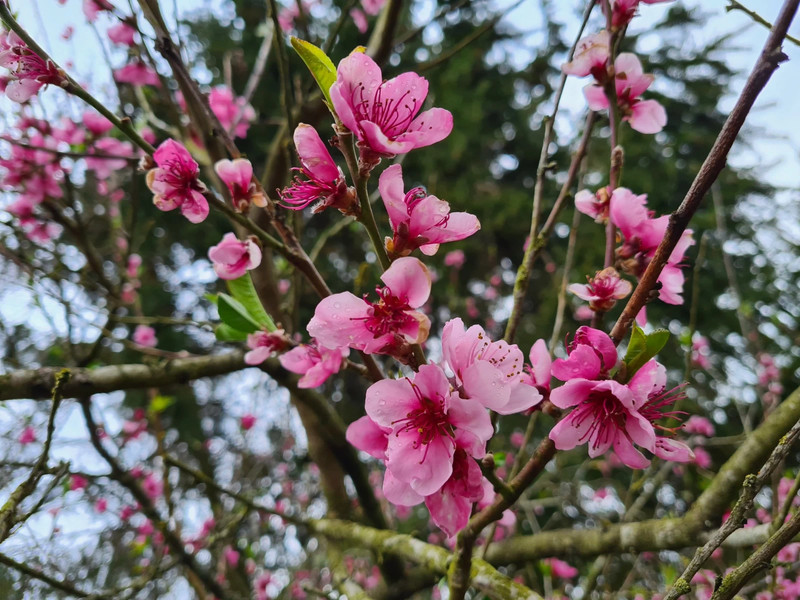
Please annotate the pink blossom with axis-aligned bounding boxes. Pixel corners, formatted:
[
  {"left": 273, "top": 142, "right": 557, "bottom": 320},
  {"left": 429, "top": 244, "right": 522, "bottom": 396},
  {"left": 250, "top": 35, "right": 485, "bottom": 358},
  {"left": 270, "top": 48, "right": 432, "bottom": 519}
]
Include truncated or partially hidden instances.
[
  {"left": 279, "top": 342, "right": 349, "bottom": 388},
  {"left": 208, "top": 87, "right": 256, "bottom": 138},
  {"left": 108, "top": 22, "right": 137, "bottom": 46},
  {"left": 551, "top": 326, "right": 618, "bottom": 382},
  {"left": 544, "top": 558, "right": 579, "bottom": 579},
  {"left": 524, "top": 338, "right": 552, "bottom": 394},
  {"left": 365, "top": 363, "right": 492, "bottom": 496},
  {"left": 330, "top": 52, "right": 453, "bottom": 157},
  {"left": 121, "top": 283, "right": 137, "bottom": 304},
  {"left": 279, "top": 124, "right": 354, "bottom": 213},
  {"left": 693, "top": 446, "right": 712, "bottom": 469},
  {"left": 350, "top": 8, "right": 368, "bottom": 33},
  {"left": 691, "top": 335, "right": 711, "bottom": 370},
  {"left": 127, "top": 254, "right": 142, "bottom": 279},
  {"left": 549, "top": 378, "right": 655, "bottom": 469},
  {"left": 307, "top": 257, "right": 432, "bottom": 360},
  {"left": 379, "top": 164, "right": 480, "bottom": 257},
  {"left": 444, "top": 250, "right": 465, "bottom": 268},
  {"left": 0, "top": 31, "right": 67, "bottom": 103},
  {"left": 604, "top": 0, "right": 673, "bottom": 30},
  {"left": 142, "top": 473, "right": 163, "bottom": 500},
  {"left": 21, "top": 218, "right": 61, "bottom": 243},
  {"left": 240, "top": 414, "right": 256, "bottom": 430},
  {"left": 361, "top": 0, "right": 385, "bottom": 15},
  {"left": 568, "top": 267, "right": 632, "bottom": 312},
  {"left": 629, "top": 360, "right": 693, "bottom": 462},
  {"left": 684, "top": 415, "right": 715, "bottom": 437},
  {"left": 442, "top": 318, "right": 542, "bottom": 415},
  {"left": 70, "top": 474, "right": 89, "bottom": 491},
  {"left": 132, "top": 325, "right": 157, "bottom": 347},
  {"left": 95, "top": 498, "right": 108, "bottom": 513},
  {"left": 208, "top": 233, "right": 262, "bottom": 280},
  {"left": 52, "top": 117, "right": 86, "bottom": 145},
  {"left": 277, "top": 0, "right": 315, "bottom": 32},
  {"left": 244, "top": 329, "right": 289, "bottom": 365},
  {"left": 224, "top": 545, "right": 240, "bottom": 566},
  {"left": 82, "top": 111, "right": 113, "bottom": 136},
  {"left": 85, "top": 137, "right": 134, "bottom": 179},
  {"left": 215, "top": 158, "right": 266, "bottom": 211},
  {"left": 583, "top": 53, "right": 667, "bottom": 134},
  {"left": 423, "top": 433, "right": 485, "bottom": 537},
  {"left": 146, "top": 139, "right": 209, "bottom": 223},
  {"left": 83, "top": 0, "right": 114, "bottom": 22},
  {"left": 61, "top": 26, "right": 74, "bottom": 41},
  {"left": 18, "top": 426, "right": 36, "bottom": 445},
  {"left": 610, "top": 187, "right": 694, "bottom": 305},
  {"left": 114, "top": 62, "right": 160, "bottom": 87},
  {"left": 346, "top": 415, "right": 391, "bottom": 460},
  {"left": 574, "top": 187, "right": 611, "bottom": 222},
  {"left": 562, "top": 31, "right": 610, "bottom": 78}
]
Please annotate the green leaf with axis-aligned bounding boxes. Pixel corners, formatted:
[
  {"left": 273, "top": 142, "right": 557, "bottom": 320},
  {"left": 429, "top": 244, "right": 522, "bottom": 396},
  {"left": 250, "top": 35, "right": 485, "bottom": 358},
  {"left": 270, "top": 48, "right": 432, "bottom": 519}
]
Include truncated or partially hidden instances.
[
  {"left": 215, "top": 323, "right": 249, "bottom": 342},
  {"left": 290, "top": 37, "right": 337, "bottom": 112},
  {"left": 622, "top": 326, "right": 670, "bottom": 380},
  {"left": 226, "top": 273, "right": 276, "bottom": 331},
  {"left": 217, "top": 293, "right": 260, "bottom": 334},
  {"left": 149, "top": 395, "right": 175, "bottom": 414}
]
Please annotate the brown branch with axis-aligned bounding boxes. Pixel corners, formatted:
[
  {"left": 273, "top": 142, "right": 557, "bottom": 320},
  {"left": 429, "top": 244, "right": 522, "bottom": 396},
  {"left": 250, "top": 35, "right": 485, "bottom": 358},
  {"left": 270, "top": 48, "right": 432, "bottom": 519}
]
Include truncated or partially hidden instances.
[
  {"left": 609, "top": 0, "right": 798, "bottom": 345},
  {"left": 0, "top": 351, "right": 249, "bottom": 401}
]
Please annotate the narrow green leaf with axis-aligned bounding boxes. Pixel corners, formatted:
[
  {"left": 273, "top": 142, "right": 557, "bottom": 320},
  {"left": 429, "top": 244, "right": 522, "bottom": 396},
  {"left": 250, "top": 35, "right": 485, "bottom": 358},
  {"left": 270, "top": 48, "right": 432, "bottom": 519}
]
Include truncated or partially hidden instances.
[
  {"left": 290, "top": 37, "right": 337, "bottom": 112},
  {"left": 226, "top": 273, "right": 276, "bottom": 331},
  {"left": 215, "top": 323, "right": 249, "bottom": 342},
  {"left": 217, "top": 293, "right": 260, "bottom": 334}
]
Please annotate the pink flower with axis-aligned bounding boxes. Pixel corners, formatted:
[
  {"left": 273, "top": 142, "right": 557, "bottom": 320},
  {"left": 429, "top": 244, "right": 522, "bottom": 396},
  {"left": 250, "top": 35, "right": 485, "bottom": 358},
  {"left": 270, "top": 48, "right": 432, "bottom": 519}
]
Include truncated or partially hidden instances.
[
  {"left": 85, "top": 137, "right": 134, "bottom": 179},
  {"left": 584, "top": 53, "right": 667, "bottom": 134},
  {"left": 524, "top": 338, "right": 552, "bottom": 394},
  {"left": 574, "top": 187, "right": 610, "bottom": 222},
  {"left": 568, "top": 267, "right": 632, "bottom": 312},
  {"left": 61, "top": 26, "right": 75, "bottom": 41},
  {"left": 551, "top": 326, "right": 618, "bottom": 382},
  {"left": 70, "top": 474, "right": 88, "bottom": 491},
  {"left": 0, "top": 31, "right": 67, "bottom": 103},
  {"left": 350, "top": 8, "right": 368, "bottom": 33},
  {"left": 346, "top": 415, "right": 391, "bottom": 460},
  {"left": 442, "top": 318, "right": 542, "bottom": 415},
  {"left": 329, "top": 52, "right": 453, "bottom": 157},
  {"left": 208, "top": 87, "right": 256, "bottom": 138},
  {"left": 114, "top": 62, "right": 160, "bottom": 87},
  {"left": 365, "top": 363, "right": 492, "bottom": 496},
  {"left": 127, "top": 254, "right": 142, "bottom": 279},
  {"left": 21, "top": 218, "right": 61, "bottom": 243},
  {"left": 240, "top": 414, "right": 256, "bottom": 430},
  {"left": 146, "top": 139, "right": 209, "bottom": 223},
  {"left": 82, "top": 110, "right": 113, "bottom": 136},
  {"left": 108, "top": 22, "right": 137, "bottom": 46},
  {"left": 544, "top": 558, "right": 579, "bottom": 579},
  {"left": 215, "top": 158, "right": 266, "bottom": 211},
  {"left": 142, "top": 473, "right": 163, "bottom": 500},
  {"left": 95, "top": 498, "right": 108, "bottom": 513},
  {"left": 277, "top": 0, "right": 316, "bottom": 32},
  {"left": 224, "top": 545, "right": 240, "bottom": 567},
  {"left": 422, "top": 432, "right": 485, "bottom": 537},
  {"left": 208, "top": 233, "right": 262, "bottom": 280},
  {"left": 444, "top": 249, "right": 465, "bottom": 268},
  {"left": 18, "top": 426, "right": 36, "bottom": 445},
  {"left": 279, "top": 342, "right": 349, "bottom": 388},
  {"left": 83, "top": 0, "right": 114, "bottom": 22},
  {"left": 610, "top": 187, "right": 694, "bottom": 304},
  {"left": 361, "top": 0, "right": 386, "bottom": 15},
  {"left": 693, "top": 446, "right": 712, "bottom": 469},
  {"left": 562, "top": 31, "right": 610, "bottom": 78},
  {"left": 684, "top": 415, "right": 715, "bottom": 437},
  {"left": 133, "top": 325, "right": 157, "bottom": 347},
  {"left": 629, "top": 360, "right": 693, "bottom": 462},
  {"left": 379, "top": 164, "right": 480, "bottom": 257},
  {"left": 549, "top": 378, "right": 655, "bottom": 469},
  {"left": 691, "top": 335, "right": 711, "bottom": 370},
  {"left": 604, "top": 0, "right": 673, "bottom": 30},
  {"left": 244, "top": 329, "right": 289, "bottom": 365},
  {"left": 279, "top": 124, "right": 355, "bottom": 213},
  {"left": 307, "top": 257, "right": 432, "bottom": 360}
]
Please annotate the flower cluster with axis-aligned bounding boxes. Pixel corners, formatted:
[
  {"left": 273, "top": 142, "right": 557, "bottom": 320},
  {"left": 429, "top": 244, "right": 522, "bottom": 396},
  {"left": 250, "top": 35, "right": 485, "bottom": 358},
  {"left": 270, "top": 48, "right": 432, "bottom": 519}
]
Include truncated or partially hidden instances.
[
  {"left": 548, "top": 326, "right": 692, "bottom": 468},
  {"left": 145, "top": 139, "right": 209, "bottom": 223},
  {"left": 0, "top": 30, "right": 67, "bottom": 103}
]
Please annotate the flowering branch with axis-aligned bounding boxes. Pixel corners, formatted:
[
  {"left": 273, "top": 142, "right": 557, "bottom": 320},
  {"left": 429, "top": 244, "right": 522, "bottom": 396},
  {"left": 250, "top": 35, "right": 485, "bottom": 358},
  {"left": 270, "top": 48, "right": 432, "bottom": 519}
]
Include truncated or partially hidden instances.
[{"left": 609, "top": 0, "right": 798, "bottom": 345}]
